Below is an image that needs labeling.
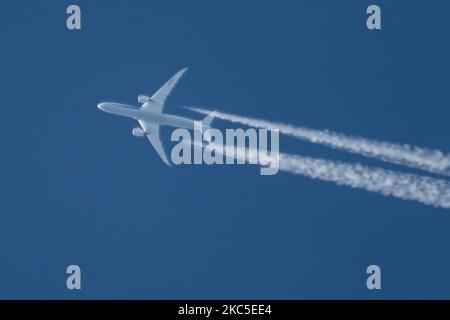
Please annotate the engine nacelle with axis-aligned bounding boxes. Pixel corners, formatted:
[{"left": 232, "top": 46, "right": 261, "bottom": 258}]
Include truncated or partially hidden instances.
[
  {"left": 132, "top": 127, "right": 145, "bottom": 137},
  {"left": 138, "top": 95, "right": 150, "bottom": 104}
]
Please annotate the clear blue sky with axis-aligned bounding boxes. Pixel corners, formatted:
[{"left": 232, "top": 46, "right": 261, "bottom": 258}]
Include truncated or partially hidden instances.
[{"left": 1, "top": 0, "right": 450, "bottom": 299}]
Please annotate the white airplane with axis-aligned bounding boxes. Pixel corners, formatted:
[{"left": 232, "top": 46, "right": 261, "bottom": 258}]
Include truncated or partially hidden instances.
[{"left": 97, "top": 68, "right": 214, "bottom": 166}]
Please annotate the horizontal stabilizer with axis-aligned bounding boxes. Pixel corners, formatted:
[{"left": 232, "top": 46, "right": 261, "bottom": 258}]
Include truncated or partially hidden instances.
[{"left": 202, "top": 112, "right": 216, "bottom": 128}]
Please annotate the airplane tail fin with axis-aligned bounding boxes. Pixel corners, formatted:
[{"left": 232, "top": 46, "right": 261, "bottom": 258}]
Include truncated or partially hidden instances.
[
  {"left": 202, "top": 112, "right": 216, "bottom": 129},
  {"left": 202, "top": 112, "right": 216, "bottom": 141}
]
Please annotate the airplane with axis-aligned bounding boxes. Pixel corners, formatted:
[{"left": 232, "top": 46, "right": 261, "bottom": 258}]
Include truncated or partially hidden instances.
[{"left": 97, "top": 68, "right": 214, "bottom": 166}]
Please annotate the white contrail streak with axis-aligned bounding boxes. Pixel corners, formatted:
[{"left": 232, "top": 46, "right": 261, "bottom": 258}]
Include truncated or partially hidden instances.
[
  {"left": 279, "top": 153, "right": 450, "bottom": 209},
  {"left": 190, "top": 142, "right": 450, "bottom": 209},
  {"left": 186, "top": 106, "right": 450, "bottom": 177}
]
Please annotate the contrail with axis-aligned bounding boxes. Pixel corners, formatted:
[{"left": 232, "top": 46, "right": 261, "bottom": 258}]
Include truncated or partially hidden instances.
[
  {"left": 190, "top": 142, "right": 450, "bottom": 209},
  {"left": 185, "top": 106, "right": 450, "bottom": 177},
  {"left": 279, "top": 153, "right": 450, "bottom": 209}
]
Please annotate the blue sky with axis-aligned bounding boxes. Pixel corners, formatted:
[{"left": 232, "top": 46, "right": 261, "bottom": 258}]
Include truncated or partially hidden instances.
[{"left": 1, "top": 0, "right": 450, "bottom": 299}]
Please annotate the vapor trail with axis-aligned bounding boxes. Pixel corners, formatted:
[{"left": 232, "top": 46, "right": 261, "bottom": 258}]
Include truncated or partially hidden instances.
[
  {"left": 279, "top": 153, "right": 450, "bottom": 209},
  {"left": 186, "top": 106, "right": 450, "bottom": 177},
  {"left": 191, "top": 142, "right": 450, "bottom": 209}
]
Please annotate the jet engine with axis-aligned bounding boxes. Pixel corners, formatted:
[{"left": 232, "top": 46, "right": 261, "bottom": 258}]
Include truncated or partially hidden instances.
[
  {"left": 138, "top": 95, "right": 150, "bottom": 104},
  {"left": 132, "top": 127, "right": 145, "bottom": 137}
]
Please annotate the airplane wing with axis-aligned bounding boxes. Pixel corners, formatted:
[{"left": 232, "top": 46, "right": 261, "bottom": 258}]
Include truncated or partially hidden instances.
[
  {"left": 138, "top": 120, "right": 171, "bottom": 166},
  {"left": 140, "top": 68, "right": 188, "bottom": 114}
]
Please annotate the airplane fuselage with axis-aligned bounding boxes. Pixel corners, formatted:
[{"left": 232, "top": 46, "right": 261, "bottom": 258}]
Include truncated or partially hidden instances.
[
  {"left": 97, "top": 68, "right": 215, "bottom": 166},
  {"left": 97, "top": 102, "right": 197, "bottom": 130}
]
